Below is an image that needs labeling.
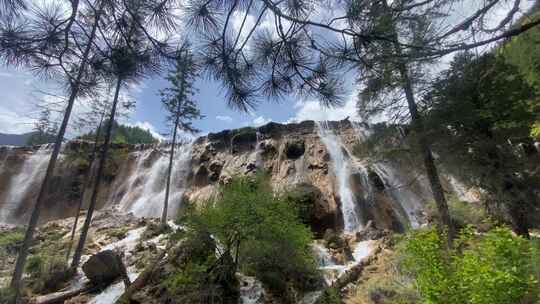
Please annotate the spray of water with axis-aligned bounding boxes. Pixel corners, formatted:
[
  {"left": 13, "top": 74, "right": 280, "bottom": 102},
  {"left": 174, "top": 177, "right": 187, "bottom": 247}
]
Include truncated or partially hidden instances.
[
  {"left": 0, "top": 145, "right": 51, "bottom": 224},
  {"left": 112, "top": 142, "right": 193, "bottom": 218},
  {"left": 316, "top": 122, "right": 362, "bottom": 233}
]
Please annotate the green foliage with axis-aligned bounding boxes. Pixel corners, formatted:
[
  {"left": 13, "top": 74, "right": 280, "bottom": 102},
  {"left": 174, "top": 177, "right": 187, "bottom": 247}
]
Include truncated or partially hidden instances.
[
  {"left": 0, "top": 228, "right": 24, "bottom": 254},
  {"left": 25, "top": 253, "right": 72, "bottom": 293},
  {"left": 284, "top": 182, "right": 319, "bottom": 226},
  {"left": 398, "top": 227, "right": 539, "bottom": 304},
  {"left": 79, "top": 120, "right": 158, "bottom": 144},
  {"left": 426, "top": 196, "right": 488, "bottom": 230},
  {"left": 141, "top": 221, "right": 171, "bottom": 240},
  {"left": 319, "top": 288, "right": 343, "bottom": 304},
  {"left": 531, "top": 122, "right": 540, "bottom": 139},
  {"left": 160, "top": 48, "right": 202, "bottom": 135},
  {"left": 425, "top": 52, "right": 540, "bottom": 234},
  {"left": 0, "top": 287, "right": 15, "bottom": 303},
  {"left": 500, "top": 10, "right": 540, "bottom": 95},
  {"left": 181, "top": 174, "right": 319, "bottom": 302}
]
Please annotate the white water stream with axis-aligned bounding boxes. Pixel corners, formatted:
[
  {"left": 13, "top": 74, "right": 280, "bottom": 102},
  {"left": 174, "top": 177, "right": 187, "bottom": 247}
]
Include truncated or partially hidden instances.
[
  {"left": 316, "top": 122, "right": 362, "bottom": 233},
  {"left": 0, "top": 146, "right": 51, "bottom": 224},
  {"left": 112, "top": 143, "right": 193, "bottom": 218}
]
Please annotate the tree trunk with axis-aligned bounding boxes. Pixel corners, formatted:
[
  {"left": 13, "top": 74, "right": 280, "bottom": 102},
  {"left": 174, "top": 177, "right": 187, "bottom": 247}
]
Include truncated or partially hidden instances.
[
  {"left": 117, "top": 249, "right": 167, "bottom": 303},
  {"left": 161, "top": 113, "right": 180, "bottom": 225},
  {"left": 10, "top": 4, "right": 103, "bottom": 302},
  {"left": 71, "top": 76, "right": 123, "bottom": 268},
  {"left": 397, "top": 60, "right": 455, "bottom": 246},
  {"left": 380, "top": 0, "right": 454, "bottom": 246},
  {"left": 65, "top": 114, "right": 105, "bottom": 262}
]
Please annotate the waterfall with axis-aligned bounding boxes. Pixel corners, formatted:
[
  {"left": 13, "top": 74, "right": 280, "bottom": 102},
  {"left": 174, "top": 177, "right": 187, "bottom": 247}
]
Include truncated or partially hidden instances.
[
  {"left": 316, "top": 122, "right": 362, "bottom": 233},
  {"left": 112, "top": 142, "right": 193, "bottom": 218},
  {"left": 0, "top": 145, "right": 51, "bottom": 224},
  {"left": 372, "top": 163, "right": 423, "bottom": 228}
]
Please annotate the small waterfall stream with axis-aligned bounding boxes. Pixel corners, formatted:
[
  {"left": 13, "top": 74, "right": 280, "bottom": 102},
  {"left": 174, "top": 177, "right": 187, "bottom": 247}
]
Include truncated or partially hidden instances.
[
  {"left": 0, "top": 145, "right": 51, "bottom": 224},
  {"left": 112, "top": 143, "right": 193, "bottom": 218},
  {"left": 316, "top": 122, "right": 362, "bottom": 233}
]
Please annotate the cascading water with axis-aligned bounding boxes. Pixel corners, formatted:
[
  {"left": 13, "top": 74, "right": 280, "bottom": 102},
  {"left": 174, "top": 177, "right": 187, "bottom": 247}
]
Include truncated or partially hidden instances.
[
  {"left": 351, "top": 122, "right": 425, "bottom": 228},
  {"left": 112, "top": 142, "right": 193, "bottom": 218},
  {"left": 0, "top": 145, "right": 51, "bottom": 224},
  {"left": 316, "top": 122, "right": 362, "bottom": 233},
  {"left": 372, "top": 163, "right": 423, "bottom": 228}
]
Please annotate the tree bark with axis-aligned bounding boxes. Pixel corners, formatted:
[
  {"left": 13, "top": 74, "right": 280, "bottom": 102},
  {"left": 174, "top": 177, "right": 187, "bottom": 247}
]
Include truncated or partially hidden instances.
[
  {"left": 10, "top": 4, "right": 103, "bottom": 302},
  {"left": 116, "top": 249, "right": 167, "bottom": 303},
  {"left": 381, "top": 0, "right": 454, "bottom": 247},
  {"left": 397, "top": 59, "right": 455, "bottom": 246},
  {"left": 71, "top": 76, "right": 123, "bottom": 268},
  {"left": 65, "top": 114, "right": 105, "bottom": 262},
  {"left": 161, "top": 112, "right": 179, "bottom": 225}
]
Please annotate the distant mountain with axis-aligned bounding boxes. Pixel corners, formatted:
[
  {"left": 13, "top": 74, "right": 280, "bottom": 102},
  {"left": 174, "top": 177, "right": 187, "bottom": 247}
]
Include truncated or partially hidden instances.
[{"left": 0, "top": 132, "right": 35, "bottom": 146}]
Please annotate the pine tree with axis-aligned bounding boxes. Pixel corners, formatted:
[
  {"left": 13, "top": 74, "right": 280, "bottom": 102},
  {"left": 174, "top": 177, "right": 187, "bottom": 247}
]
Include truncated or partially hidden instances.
[
  {"left": 70, "top": 0, "right": 178, "bottom": 268},
  {"left": 3, "top": 2, "right": 107, "bottom": 300},
  {"left": 159, "top": 46, "right": 202, "bottom": 225}
]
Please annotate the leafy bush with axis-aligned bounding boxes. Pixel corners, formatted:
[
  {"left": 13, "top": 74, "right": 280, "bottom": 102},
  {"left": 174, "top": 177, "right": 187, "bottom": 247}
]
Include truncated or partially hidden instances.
[
  {"left": 319, "top": 288, "right": 343, "bottom": 304},
  {"left": 25, "top": 254, "right": 73, "bottom": 293},
  {"left": 0, "top": 287, "right": 15, "bottom": 303},
  {"left": 398, "top": 226, "right": 539, "bottom": 304},
  {"left": 141, "top": 221, "right": 171, "bottom": 240},
  {"left": 0, "top": 228, "right": 24, "bottom": 254},
  {"left": 426, "top": 196, "right": 488, "bottom": 230},
  {"left": 181, "top": 173, "right": 320, "bottom": 302}
]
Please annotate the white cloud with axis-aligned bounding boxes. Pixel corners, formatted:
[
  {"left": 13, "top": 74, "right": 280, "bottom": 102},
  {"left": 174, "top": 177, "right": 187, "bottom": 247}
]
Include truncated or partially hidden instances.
[
  {"left": 252, "top": 116, "right": 271, "bottom": 126},
  {"left": 0, "top": 107, "right": 35, "bottom": 134},
  {"left": 216, "top": 115, "right": 233, "bottom": 123},
  {"left": 127, "top": 121, "right": 165, "bottom": 141},
  {"left": 287, "top": 92, "right": 361, "bottom": 123}
]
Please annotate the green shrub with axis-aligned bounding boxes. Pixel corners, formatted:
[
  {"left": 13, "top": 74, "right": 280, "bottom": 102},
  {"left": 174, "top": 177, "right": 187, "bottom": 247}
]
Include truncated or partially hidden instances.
[
  {"left": 25, "top": 254, "right": 72, "bottom": 293},
  {"left": 141, "top": 221, "right": 171, "bottom": 240},
  {"left": 319, "top": 288, "right": 342, "bottom": 304},
  {"left": 0, "top": 228, "right": 24, "bottom": 254},
  {"left": 426, "top": 196, "right": 488, "bottom": 229},
  {"left": 181, "top": 173, "right": 319, "bottom": 302},
  {"left": 0, "top": 286, "right": 15, "bottom": 303},
  {"left": 398, "top": 226, "right": 539, "bottom": 304}
]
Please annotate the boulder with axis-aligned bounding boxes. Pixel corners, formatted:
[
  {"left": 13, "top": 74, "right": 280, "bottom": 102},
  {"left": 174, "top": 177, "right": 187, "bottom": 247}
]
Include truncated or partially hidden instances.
[{"left": 82, "top": 250, "right": 125, "bottom": 286}]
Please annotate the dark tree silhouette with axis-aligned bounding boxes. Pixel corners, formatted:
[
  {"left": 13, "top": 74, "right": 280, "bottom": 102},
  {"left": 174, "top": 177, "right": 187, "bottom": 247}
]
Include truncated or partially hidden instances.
[
  {"left": 70, "top": 0, "right": 179, "bottom": 268},
  {"left": 1, "top": 1, "right": 107, "bottom": 300},
  {"left": 159, "top": 46, "right": 202, "bottom": 224},
  {"left": 179, "top": 0, "right": 539, "bottom": 244}
]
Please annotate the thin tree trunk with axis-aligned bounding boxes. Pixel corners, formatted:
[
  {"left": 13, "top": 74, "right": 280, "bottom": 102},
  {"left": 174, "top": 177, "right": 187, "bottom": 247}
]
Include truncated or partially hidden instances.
[
  {"left": 65, "top": 113, "right": 105, "bottom": 262},
  {"left": 161, "top": 108, "right": 180, "bottom": 225},
  {"left": 10, "top": 5, "right": 103, "bottom": 302},
  {"left": 380, "top": 0, "right": 454, "bottom": 246},
  {"left": 71, "top": 76, "right": 123, "bottom": 268},
  {"left": 397, "top": 61, "right": 455, "bottom": 245}
]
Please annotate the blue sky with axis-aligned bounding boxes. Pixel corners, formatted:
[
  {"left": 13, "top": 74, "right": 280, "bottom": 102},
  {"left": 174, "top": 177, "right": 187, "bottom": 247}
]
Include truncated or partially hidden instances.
[
  {"left": 0, "top": 64, "right": 360, "bottom": 140},
  {"left": 0, "top": 0, "right": 530, "bottom": 140}
]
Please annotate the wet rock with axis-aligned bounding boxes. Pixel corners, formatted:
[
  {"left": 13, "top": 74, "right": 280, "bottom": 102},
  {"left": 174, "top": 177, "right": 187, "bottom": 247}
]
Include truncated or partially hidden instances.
[
  {"left": 193, "top": 165, "right": 209, "bottom": 187},
  {"left": 287, "top": 183, "right": 336, "bottom": 236},
  {"left": 355, "top": 220, "right": 387, "bottom": 241},
  {"left": 208, "top": 161, "right": 224, "bottom": 182},
  {"left": 82, "top": 250, "right": 125, "bottom": 286},
  {"left": 368, "top": 169, "right": 385, "bottom": 191},
  {"left": 231, "top": 128, "right": 257, "bottom": 152},
  {"left": 285, "top": 140, "right": 305, "bottom": 159}
]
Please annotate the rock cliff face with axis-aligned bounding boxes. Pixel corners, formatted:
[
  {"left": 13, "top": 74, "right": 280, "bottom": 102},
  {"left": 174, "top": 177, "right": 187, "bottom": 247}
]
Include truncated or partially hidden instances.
[{"left": 0, "top": 120, "right": 464, "bottom": 234}]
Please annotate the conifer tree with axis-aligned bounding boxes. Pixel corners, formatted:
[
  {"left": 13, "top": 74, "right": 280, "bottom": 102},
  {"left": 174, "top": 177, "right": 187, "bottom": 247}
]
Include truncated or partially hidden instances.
[
  {"left": 70, "top": 0, "right": 179, "bottom": 268},
  {"left": 159, "top": 46, "right": 202, "bottom": 225}
]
